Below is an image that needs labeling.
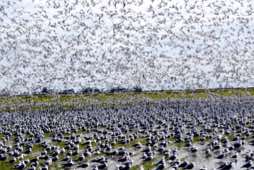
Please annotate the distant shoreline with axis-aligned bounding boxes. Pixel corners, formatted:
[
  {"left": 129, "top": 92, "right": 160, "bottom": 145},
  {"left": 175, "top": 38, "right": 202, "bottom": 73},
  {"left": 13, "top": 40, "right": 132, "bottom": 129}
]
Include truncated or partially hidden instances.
[
  {"left": 1, "top": 86, "right": 254, "bottom": 97},
  {"left": 0, "top": 87, "right": 253, "bottom": 112}
]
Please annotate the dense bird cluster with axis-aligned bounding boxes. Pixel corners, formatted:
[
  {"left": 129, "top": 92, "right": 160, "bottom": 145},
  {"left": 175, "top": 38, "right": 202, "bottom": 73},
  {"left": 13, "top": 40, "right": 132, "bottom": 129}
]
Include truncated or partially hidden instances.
[
  {"left": 1, "top": 0, "right": 254, "bottom": 94},
  {"left": 0, "top": 96, "right": 254, "bottom": 169}
]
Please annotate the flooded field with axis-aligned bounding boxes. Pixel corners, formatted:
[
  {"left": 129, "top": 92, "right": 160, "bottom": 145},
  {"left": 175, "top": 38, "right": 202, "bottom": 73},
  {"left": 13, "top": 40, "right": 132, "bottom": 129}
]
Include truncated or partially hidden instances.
[{"left": 0, "top": 96, "right": 254, "bottom": 169}]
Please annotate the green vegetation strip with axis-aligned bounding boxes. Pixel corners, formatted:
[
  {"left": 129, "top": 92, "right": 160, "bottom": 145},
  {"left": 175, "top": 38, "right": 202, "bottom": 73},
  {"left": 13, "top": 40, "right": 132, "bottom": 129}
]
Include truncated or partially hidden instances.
[
  {"left": 0, "top": 161, "right": 12, "bottom": 170},
  {"left": 131, "top": 165, "right": 141, "bottom": 170},
  {"left": 143, "top": 159, "right": 155, "bottom": 170},
  {"left": 32, "top": 144, "right": 44, "bottom": 152},
  {"left": 113, "top": 138, "right": 147, "bottom": 148},
  {"left": 0, "top": 87, "right": 254, "bottom": 112}
]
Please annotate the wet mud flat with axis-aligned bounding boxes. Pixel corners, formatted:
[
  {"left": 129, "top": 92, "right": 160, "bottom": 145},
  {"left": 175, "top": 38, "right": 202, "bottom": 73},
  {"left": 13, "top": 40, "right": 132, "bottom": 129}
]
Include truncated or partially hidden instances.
[{"left": 0, "top": 96, "right": 254, "bottom": 170}]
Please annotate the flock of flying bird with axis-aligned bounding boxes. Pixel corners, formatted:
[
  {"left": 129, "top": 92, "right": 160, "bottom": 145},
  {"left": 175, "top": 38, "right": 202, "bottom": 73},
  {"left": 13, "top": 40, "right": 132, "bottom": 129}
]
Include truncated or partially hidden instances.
[
  {"left": 1, "top": 0, "right": 254, "bottom": 94},
  {"left": 0, "top": 96, "right": 254, "bottom": 169}
]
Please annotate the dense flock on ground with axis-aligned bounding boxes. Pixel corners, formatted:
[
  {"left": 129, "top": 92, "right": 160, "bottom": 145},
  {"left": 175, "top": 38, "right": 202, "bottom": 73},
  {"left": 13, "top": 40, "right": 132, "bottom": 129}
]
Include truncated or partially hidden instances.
[
  {"left": 0, "top": 96, "right": 254, "bottom": 170},
  {"left": 1, "top": 0, "right": 254, "bottom": 94}
]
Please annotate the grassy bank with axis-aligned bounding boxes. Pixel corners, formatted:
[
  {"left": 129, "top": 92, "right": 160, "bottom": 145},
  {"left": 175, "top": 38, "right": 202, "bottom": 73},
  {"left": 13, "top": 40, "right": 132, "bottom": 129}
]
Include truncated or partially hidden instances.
[{"left": 0, "top": 87, "right": 253, "bottom": 112}]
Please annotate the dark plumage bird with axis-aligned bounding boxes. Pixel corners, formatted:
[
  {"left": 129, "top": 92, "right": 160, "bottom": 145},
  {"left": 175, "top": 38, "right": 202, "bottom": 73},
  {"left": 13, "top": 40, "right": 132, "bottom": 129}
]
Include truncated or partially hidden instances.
[
  {"left": 241, "top": 161, "right": 252, "bottom": 168},
  {"left": 185, "top": 162, "right": 194, "bottom": 169},
  {"left": 218, "top": 162, "right": 232, "bottom": 170}
]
